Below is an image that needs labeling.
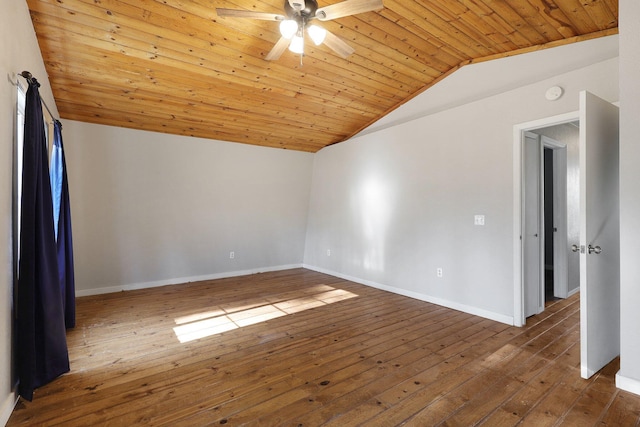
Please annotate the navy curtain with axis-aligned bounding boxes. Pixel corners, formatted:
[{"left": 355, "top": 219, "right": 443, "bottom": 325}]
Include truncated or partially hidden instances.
[
  {"left": 50, "top": 120, "right": 76, "bottom": 328},
  {"left": 17, "top": 78, "right": 69, "bottom": 401}
]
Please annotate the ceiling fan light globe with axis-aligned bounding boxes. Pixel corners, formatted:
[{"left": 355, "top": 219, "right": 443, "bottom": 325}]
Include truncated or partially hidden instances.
[
  {"left": 308, "top": 25, "right": 326, "bottom": 45},
  {"left": 279, "top": 20, "right": 298, "bottom": 39},
  {"left": 289, "top": 35, "right": 305, "bottom": 54}
]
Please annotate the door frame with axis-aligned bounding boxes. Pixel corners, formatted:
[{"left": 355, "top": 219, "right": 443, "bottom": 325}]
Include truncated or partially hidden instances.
[{"left": 513, "top": 111, "right": 577, "bottom": 326}]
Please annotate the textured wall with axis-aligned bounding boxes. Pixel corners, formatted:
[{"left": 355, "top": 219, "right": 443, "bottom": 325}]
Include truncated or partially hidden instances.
[
  {"left": 618, "top": 0, "right": 640, "bottom": 395},
  {"left": 304, "top": 54, "right": 618, "bottom": 325},
  {"left": 62, "top": 121, "right": 314, "bottom": 294}
]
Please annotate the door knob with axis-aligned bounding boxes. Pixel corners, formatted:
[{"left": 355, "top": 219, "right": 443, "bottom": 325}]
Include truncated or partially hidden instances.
[
  {"left": 588, "top": 244, "right": 602, "bottom": 254},
  {"left": 571, "top": 244, "right": 580, "bottom": 253}
]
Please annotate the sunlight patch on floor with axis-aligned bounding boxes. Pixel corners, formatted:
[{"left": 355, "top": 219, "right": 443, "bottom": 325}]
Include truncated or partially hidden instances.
[
  {"left": 481, "top": 343, "right": 519, "bottom": 368},
  {"left": 173, "top": 287, "right": 358, "bottom": 343}
]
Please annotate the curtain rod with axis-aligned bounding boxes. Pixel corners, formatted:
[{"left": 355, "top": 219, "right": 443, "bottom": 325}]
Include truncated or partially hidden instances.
[{"left": 19, "top": 71, "right": 59, "bottom": 123}]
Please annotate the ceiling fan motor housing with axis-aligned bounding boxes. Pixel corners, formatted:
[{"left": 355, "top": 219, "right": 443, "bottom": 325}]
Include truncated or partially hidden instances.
[{"left": 284, "top": 0, "right": 318, "bottom": 19}]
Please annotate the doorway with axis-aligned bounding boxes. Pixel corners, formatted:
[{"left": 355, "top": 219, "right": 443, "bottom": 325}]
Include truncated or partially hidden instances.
[
  {"left": 543, "top": 147, "right": 555, "bottom": 302},
  {"left": 514, "top": 93, "right": 620, "bottom": 377},
  {"left": 522, "top": 131, "right": 570, "bottom": 318},
  {"left": 514, "top": 112, "right": 580, "bottom": 326},
  {"left": 542, "top": 134, "right": 572, "bottom": 302}
]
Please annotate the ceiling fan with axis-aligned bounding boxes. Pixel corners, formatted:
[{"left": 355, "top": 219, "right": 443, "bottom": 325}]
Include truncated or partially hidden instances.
[{"left": 217, "top": 0, "right": 384, "bottom": 62}]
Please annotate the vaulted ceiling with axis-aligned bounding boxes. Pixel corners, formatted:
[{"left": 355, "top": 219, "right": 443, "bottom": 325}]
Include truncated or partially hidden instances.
[{"left": 26, "top": 0, "right": 618, "bottom": 152}]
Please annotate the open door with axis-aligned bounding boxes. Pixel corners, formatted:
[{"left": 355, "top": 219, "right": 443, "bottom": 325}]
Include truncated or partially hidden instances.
[
  {"left": 579, "top": 90, "right": 620, "bottom": 379},
  {"left": 523, "top": 132, "right": 542, "bottom": 317}
]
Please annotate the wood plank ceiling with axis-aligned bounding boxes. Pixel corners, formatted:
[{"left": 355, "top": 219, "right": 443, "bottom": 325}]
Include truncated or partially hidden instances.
[{"left": 26, "top": 0, "right": 618, "bottom": 152}]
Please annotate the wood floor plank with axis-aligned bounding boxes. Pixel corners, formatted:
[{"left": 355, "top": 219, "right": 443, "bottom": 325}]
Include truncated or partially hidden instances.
[
  {"left": 7, "top": 268, "right": 640, "bottom": 426},
  {"left": 50, "top": 292, "right": 444, "bottom": 426},
  {"left": 142, "top": 308, "right": 468, "bottom": 425},
  {"left": 230, "top": 315, "right": 477, "bottom": 425},
  {"left": 598, "top": 390, "right": 640, "bottom": 426},
  {"left": 14, "top": 302, "right": 423, "bottom": 424},
  {"left": 560, "top": 360, "right": 623, "bottom": 425}
]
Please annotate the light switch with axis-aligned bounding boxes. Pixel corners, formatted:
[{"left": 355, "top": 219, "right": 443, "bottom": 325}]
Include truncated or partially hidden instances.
[{"left": 474, "top": 215, "right": 485, "bottom": 226}]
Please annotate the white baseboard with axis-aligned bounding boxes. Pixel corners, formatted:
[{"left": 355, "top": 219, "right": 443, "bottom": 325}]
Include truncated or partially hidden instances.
[
  {"left": 75, "top": 264, "right": 304, "bottom": 297},
  {"left": 76, "top": 263, "right": 515, "bottom": 325},
  {"left": 303, "top": 264, "right": 514, "bottom": 326},
  {"left": 567, "top": 286, "right": 580, "bottom": 297},
  {"left": 616, "top": 372, "right": 640, "bottom": 396},
  {"left": 1, "top": 391, "right": 18, "bottom": 427}
]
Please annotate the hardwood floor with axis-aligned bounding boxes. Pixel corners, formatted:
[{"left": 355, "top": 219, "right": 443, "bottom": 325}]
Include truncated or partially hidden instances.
[{"left": 7, "top": 268, "right": 640, "bottom": 426}]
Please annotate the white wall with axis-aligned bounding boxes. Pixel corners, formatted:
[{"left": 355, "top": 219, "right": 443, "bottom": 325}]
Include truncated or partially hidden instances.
[
  {"left": 0, "top": 1, "right": 59, "bottom": 424},
  {"left": 62, "top": 121, "right": 314, "bottom": 294},
  {"left": 358, "top": 36, "right": 618, "bottom": 138},
  {"left": 304, "top": 52, "right": 619, "bottom": 325},
  {"left": 617, "top": 0, "right": 640, "bottom": 395}
]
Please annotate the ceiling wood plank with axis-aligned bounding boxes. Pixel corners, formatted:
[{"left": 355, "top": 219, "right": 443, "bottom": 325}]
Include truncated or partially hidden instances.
[
  {"left": 29, "top": 1, "right": 412, "bottom": 100},
  {"left": 33, "top": 3, "right": 420, "bottom": 102},
  {"left": 59, "top": 102, "right": 330, "bottom": 151},
  {"left": 26, "top": 0, "right": 618, "bottom": 152},
  {"left": 546, "top": 0, "right": 610, "bottom": 33},
  {"left": 34, "top": 30, "right": 386, "bottom": 116},
  {"left": 52, "top": 83, "right": 349, "bottom": 139}
]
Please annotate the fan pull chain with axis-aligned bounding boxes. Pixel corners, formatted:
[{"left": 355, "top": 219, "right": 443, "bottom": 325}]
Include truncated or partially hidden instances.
[{"left": 300, "top": 20, "right": 305, "bottom": 66}]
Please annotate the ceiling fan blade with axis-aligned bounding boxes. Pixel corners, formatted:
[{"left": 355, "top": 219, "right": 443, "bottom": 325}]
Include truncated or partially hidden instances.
[
  {"left": 265, "top": 37, "right": 291, "bottom": 61},
  {"left": 322, "top": 30, "right": 355, "bottom": 58},
  {"left": 316, "top": 0, "right": 383, "bottom": 21},
  {"left": 216, "top": 8, "right": 285, "bottom": 21}
]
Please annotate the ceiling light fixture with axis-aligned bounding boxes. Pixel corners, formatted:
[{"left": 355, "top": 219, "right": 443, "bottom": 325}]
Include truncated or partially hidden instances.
[
  {"left": 217, "top": 0, "right": 384, "bottom": 64},
  {"left": 289, "top": 34, "right": 305, "bottom": 54},
  {"left": 279, "top": 19, "right": 298, "bottom": 39},
  {"left": 308, "top": 24, "right": 327, "bottom": 45},
  {"left": 280, "top": 1, "right": 315, "bottom": 63}
]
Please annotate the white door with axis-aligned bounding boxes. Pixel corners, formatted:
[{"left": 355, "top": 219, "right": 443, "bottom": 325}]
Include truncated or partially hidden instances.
[
  {"left": 579, "top": 91, "right": 620, "bottom": 379},
  {"left": 523, "top": 132, "right": 542, "bottom": 317}
]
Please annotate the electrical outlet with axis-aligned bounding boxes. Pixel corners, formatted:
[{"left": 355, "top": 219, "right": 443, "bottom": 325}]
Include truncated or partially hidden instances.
[
  {"left": 474, "top": 215, "right": 485, "bottom": 226},
  {"left": 436, "top": 268, "right": 443, "bottom": 278},
  {"left": 327, "top": 249, "right": 331, "bottom": 256},
  {"left": 230, "top": 251, "right": 235, "bottom": 259}
]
